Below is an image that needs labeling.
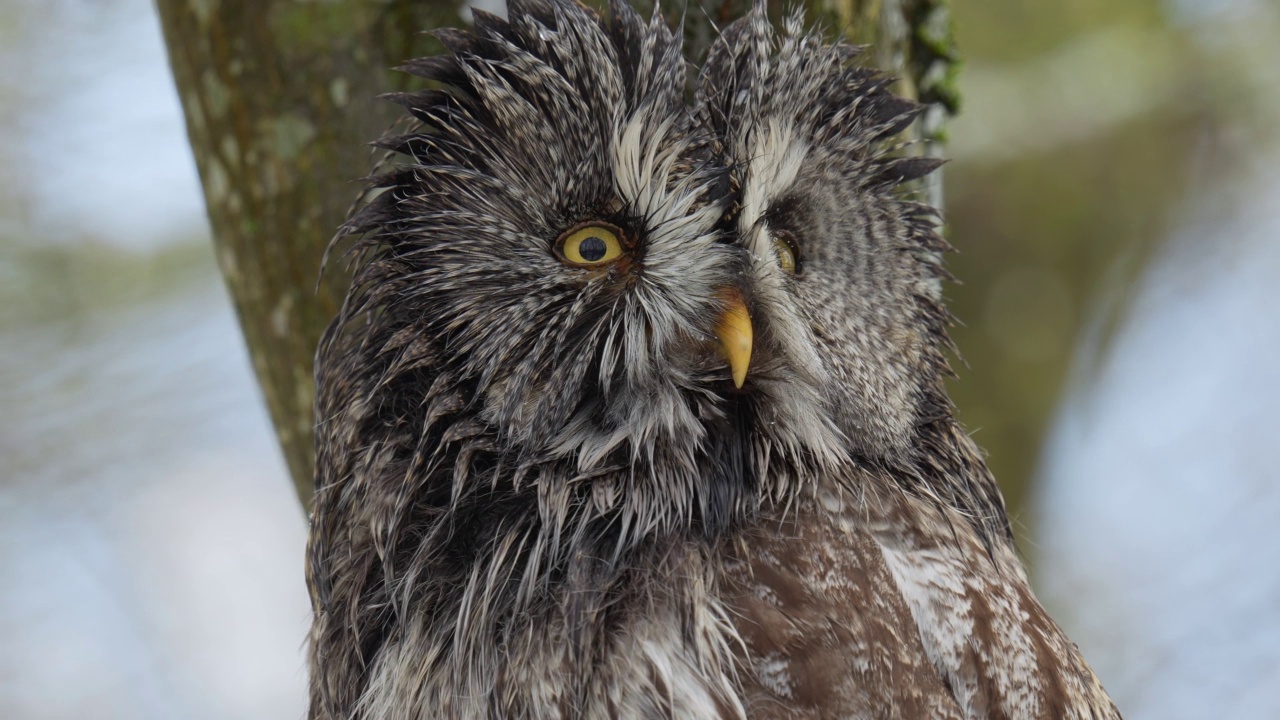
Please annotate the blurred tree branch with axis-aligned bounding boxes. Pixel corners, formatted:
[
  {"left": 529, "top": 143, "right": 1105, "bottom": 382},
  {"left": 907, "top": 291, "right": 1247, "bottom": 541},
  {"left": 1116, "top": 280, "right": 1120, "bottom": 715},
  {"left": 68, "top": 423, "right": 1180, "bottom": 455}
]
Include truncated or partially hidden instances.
[{"left": 157, "top": 0, "right": 957, "bottom": 509}]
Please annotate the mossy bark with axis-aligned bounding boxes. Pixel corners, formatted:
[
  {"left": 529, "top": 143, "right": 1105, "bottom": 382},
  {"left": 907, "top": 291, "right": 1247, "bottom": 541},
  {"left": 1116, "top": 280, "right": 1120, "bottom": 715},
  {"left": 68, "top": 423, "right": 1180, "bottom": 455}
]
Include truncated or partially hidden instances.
[
  {"left": 157, "top": 0, "right": 958, "bottom": 509},
  {"left": 157, "top": 0, "right": 454, "bottom": 506}
]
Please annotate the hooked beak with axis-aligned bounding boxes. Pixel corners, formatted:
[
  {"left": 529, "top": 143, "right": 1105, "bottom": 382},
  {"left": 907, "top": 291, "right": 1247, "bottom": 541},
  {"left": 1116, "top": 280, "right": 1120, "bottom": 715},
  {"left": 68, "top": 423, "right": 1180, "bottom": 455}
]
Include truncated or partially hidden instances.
[{"left": 714, "top": 288, "right": 753, "bottom": 389}]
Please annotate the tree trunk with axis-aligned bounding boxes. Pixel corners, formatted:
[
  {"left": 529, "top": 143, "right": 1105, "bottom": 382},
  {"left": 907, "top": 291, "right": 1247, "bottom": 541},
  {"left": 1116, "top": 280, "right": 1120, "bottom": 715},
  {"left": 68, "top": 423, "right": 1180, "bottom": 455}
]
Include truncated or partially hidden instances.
[
  {"left": 156, "top": 0, "right": 457, "bottom": 506},
  {"left": 157, "top": 0, "right": 957, "bottom": 509}
]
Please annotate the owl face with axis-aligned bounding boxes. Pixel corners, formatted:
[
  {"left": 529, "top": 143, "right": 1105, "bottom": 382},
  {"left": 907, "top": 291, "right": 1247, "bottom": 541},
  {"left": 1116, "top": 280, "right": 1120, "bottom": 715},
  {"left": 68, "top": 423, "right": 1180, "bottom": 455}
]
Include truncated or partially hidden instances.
[{"left": 335, "top": 0, "right": 945, "bottom": 536}]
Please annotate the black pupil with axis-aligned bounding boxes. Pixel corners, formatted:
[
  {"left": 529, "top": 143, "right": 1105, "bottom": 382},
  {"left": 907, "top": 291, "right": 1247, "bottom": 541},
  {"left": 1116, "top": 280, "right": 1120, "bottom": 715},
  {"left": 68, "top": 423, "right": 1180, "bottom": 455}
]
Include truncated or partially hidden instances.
[{"left": 578, "top": 236, "right": 608, "bottom": 261}]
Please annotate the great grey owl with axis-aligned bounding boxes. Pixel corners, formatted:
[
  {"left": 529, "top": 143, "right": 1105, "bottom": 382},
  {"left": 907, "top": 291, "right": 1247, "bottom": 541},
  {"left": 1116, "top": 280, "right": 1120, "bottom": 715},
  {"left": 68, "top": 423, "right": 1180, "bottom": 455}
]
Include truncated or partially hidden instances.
[{"left": 306, "top": 0, "right": 1121, "bottom": 718}]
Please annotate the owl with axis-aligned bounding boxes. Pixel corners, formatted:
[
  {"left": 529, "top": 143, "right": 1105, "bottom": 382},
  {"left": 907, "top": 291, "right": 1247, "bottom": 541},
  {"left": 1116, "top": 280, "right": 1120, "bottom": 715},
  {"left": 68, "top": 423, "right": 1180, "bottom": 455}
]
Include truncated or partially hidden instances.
[{"left": 306, "top": 0, "right": 1121, "bottom": 718}]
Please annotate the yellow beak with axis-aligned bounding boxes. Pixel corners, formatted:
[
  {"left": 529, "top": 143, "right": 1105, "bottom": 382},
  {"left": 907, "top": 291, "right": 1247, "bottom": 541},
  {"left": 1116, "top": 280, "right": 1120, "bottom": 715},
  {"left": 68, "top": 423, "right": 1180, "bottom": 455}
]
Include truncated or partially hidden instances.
[{"left": 715, "top": 288, "right": 753, "bottom": 389}]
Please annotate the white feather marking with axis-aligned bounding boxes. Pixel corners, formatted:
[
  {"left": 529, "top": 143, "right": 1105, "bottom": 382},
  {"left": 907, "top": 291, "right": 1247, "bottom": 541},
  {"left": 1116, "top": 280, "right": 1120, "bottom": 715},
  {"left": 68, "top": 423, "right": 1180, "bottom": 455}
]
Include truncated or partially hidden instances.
[
  {"left": 878, "top": 524, "right": 1048, "bottom": 719},
  {"left": 754, "top": 651, "right": 795, "bottom": 699},
  {"left": 740, "top": 120, "right": 809, "bottom": 243}
]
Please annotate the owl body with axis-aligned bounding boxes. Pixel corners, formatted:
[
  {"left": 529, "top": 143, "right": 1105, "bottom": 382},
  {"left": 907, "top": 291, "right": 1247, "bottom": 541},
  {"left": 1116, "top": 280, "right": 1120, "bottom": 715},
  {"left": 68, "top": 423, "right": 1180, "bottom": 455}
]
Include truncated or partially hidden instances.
[{"left": 306, "top": 1, "right": 1119, "bottom": 718}]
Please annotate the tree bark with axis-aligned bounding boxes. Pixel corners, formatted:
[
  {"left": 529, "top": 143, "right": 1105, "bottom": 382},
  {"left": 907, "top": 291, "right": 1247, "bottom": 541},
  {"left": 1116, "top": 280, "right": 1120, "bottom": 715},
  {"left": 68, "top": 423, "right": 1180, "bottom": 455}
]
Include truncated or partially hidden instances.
[
  {"left": 157, "top": 0, "right": 456, "bottom": 506},
  {"left": 158, "top": 0, "right": 957, "bottom": 509}
]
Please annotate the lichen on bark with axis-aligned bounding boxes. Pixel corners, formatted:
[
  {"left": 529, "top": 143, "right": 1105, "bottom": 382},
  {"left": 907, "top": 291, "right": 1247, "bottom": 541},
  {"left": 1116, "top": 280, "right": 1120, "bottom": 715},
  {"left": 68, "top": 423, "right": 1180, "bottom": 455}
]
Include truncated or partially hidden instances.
[{"left": 157, "top": 0, "right": 458, "bottom": 507}]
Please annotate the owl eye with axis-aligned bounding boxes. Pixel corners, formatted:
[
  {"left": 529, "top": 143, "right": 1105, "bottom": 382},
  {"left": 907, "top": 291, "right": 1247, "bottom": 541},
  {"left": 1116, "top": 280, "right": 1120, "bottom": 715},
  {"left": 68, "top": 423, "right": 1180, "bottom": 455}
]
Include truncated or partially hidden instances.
[
  {"left": 772, "top": 231, "right": 798, "bottom": 274},
  {"left": 556, "top": 223, "right": 625, "bottom": 267}
]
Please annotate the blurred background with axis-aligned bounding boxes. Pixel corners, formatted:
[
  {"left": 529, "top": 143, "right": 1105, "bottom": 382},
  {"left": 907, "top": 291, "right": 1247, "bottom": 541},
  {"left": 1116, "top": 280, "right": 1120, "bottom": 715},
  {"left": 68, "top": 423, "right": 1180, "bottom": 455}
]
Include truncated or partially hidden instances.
[{"left": 0, "top": 0, "right": 1276, "bottom": 718}]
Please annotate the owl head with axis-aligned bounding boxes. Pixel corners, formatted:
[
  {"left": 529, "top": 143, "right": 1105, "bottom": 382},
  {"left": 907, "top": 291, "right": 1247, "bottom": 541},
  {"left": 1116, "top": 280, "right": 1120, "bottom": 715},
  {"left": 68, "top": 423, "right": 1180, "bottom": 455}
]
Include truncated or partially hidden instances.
[{"left": 319, "top": 0, "right": 947, "bottom": 558}]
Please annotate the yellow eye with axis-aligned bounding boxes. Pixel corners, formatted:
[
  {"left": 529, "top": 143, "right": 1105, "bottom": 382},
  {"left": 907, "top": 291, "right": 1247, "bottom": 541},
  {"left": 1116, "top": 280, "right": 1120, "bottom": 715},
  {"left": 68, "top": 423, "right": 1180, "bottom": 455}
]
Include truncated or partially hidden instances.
[
  {"left": 556, "top": 223, "right": 625, "bottom": 267},
  {"left": 773, "top": 232, "right": 798, "bottom": 274}
]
